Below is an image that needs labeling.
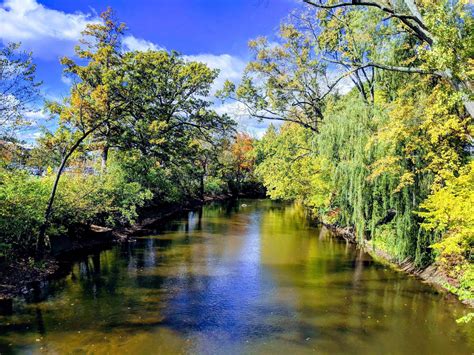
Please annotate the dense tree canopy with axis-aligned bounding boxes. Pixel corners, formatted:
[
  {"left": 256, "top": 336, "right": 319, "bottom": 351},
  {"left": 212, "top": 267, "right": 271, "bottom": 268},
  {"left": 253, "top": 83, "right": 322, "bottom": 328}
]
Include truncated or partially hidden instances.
[
  {"left": 0, "top": 1, "right": 472, "bottom": 306},
  {"left": 242, "top": 0, "right": 473, "bottom": 302}
]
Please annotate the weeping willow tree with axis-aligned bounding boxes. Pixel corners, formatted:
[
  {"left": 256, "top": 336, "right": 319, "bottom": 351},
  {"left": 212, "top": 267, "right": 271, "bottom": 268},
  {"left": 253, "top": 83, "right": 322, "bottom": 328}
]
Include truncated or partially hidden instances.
[
  {"left": 317, "top": 94, "right": 435, "bottom": 265},
  {"left": 256, "top": 76, "right": 470, "bottom": 268},
  {"left": 236, "top": 0, "right": 472, "bottom": 304}
]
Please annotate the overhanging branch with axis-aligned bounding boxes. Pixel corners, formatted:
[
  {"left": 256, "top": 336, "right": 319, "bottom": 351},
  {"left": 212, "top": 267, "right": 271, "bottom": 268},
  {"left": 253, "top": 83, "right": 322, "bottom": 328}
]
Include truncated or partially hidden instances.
[
  {"left": 322, "top": 56, "right": 443, "bottom": 77},
  {"left": 303, "top": 0, "right": 433, "bottom": 45}
]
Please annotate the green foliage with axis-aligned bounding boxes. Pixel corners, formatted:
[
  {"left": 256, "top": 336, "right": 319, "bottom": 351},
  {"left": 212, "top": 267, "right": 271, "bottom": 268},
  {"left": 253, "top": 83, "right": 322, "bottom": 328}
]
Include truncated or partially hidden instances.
[
  {"left": 0, "top": 159, "right": 152, "bottom": 257},
  {"left": 255, "top": 123, "right": 331, "bottom": 213},
  {"left": 204, "top": 176, "right": 227, "bottom": 196},
  {"left": 417, "top": 161, "right": 474, "bottom": 300},
  {"left": 418, "top": 0, "right": 473, "bottom": 82},
  {"left": 418, "top": 162, "right": 474, "bottom": 241},
  {"left": 113, "top": 149, "right": 184, "bottom": 203},
  {"left": 318, "top": 96, "right": 379, "bottom": 239},
  {"left": 50, "top": 160, "right": 152, "bottom": 231},
  {"left": 0, "top": 167, "right": 49, "bottom": 256}
]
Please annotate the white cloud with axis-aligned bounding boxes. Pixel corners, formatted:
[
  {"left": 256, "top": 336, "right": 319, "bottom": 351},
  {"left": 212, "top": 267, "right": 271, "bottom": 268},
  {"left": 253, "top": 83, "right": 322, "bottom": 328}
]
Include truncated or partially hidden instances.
[
  {"left": 23, "top": 109, "right": 48, "bottom": 123},
  {"left": 331, "top": 75, "right": 354, "bottom": 95},
  {"left": 184, "top": 54, "right": 245, "bottom": 82},
  {"left": 213, "top": 101, "right": 247, "bottom": 117},
  {"left": 184, "top": 53, "right": 246, "bottom": 94},
  {"left": 0, "top": 0, "right": 97, "bottom": 59},
  {"left": 122, "top": 36, "right": 161, "bottom": 52},
  {"left": 337, "top": 76, "right": 355, "bottom": 94},
  {"left": 324, "top": 67, "right": 355, "bottom": 95},
  {"left": 61, "top": 75, "right": 72, "bottom": 86},
  {"left": 214, "top": 100, "right": 280, "bottom": 138},
  {"left": 0, "top": 0, "right": 162, "bottom": 60},
  {"left": 20, "top": 130, "right": 42, "bottom": 141},
  {"left": 0, "top": 93, "right": 20, "bottom": 110}
]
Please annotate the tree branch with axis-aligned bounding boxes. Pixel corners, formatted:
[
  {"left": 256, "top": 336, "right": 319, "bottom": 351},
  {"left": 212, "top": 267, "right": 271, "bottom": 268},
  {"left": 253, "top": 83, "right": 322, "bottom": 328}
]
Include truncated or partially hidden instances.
[
  {"left": 303, "top": 0, "right": 433, "bottom": 45},
  {"left": 322, "top": 56, "right": 443, "bottom": 76}
]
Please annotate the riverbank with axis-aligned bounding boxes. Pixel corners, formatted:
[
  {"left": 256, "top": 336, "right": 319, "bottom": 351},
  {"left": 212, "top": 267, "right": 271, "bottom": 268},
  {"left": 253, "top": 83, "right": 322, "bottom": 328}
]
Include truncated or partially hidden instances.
[
  {"left": 325, "top": 223, "right": 474, "bottom": 309},
  {"left": 0, "top": 193, "right": 248, "bottom": 303},
  {"left": 2, "top": 199, "right": 472, "bottom": 354},
  {"left": 0, "top": 258, "right": 58, "bottom": 304},
  {"left": 0, "top": 198, "right": 215, "bottom": 303}
]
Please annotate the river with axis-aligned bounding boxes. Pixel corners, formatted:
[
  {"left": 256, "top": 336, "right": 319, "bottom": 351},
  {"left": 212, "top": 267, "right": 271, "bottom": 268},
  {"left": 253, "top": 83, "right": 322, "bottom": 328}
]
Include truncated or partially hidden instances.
[{"left": 0, "top": 199, "right": 472, "bottom": 354}]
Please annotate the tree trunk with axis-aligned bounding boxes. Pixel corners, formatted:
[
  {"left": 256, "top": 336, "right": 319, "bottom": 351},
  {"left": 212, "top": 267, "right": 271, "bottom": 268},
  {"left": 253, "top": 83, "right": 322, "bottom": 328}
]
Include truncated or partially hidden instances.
[
  {"left": 36, "top": 153, "right": 69, "bottom": 259},
  {"left": 200, "top": 173, "right": 205, "bottom": 201},
  {"left": 36, "top": 124, "right": 101, "bottom": 259},
  {"left": 101, "top": 144, "right": 109, "bottom": 172}
]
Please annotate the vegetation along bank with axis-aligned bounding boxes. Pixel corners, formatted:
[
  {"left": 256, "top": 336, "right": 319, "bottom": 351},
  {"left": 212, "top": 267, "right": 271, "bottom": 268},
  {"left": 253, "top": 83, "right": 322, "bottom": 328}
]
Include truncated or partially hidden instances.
[{"left": 1, "top": 1, "right": 473, "bottom": 319}]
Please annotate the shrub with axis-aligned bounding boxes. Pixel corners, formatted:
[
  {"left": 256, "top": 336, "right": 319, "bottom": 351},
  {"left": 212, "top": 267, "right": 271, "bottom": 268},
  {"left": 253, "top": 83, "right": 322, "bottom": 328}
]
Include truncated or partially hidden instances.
[
  {"left": 0, "top": 161, "right": 153, "bottom": 256},
  {"left": 0, "top": 167, "right": 49, "bottom": 255}
]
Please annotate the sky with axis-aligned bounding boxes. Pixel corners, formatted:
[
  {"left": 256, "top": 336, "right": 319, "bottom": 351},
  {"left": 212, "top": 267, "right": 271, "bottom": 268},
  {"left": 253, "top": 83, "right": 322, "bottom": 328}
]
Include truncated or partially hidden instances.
[{"left": 0, "top": 0, "right": 304, "bottom": 142}]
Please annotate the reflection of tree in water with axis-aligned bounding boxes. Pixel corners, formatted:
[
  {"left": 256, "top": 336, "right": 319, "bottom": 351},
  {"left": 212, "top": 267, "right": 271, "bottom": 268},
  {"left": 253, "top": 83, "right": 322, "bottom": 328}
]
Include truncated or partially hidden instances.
[{"left": 0, "top": 201, "right": 473, "bottom": 354}]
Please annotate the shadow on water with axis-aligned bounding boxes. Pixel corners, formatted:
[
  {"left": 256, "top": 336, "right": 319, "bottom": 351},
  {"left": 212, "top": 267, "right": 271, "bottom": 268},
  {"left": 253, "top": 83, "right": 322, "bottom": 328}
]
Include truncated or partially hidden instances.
[{"left": 0, "top": 199, "right": 473, "bottom": 354}]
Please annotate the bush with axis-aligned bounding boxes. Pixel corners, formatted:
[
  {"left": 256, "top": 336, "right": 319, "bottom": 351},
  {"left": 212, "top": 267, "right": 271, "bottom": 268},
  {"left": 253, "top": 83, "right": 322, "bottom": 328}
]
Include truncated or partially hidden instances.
[
  {"left": 204, "top": 176, "right": 227, "bottom": 196},
  {"left": 0, "top": 167, "right": 49, "bottom": 255},
  {"left": 0, "top": 161, "right": 153, "bottom": 257},
  {"left": 50, "top": 162, "right": 153, "bottom": 231}
]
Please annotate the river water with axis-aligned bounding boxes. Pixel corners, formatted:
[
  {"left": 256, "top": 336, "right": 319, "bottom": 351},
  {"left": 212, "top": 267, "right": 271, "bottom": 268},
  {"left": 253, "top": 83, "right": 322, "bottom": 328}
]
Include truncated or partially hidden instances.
[{"left": 0, "top": 200, "right": 472, "bottom": 354}]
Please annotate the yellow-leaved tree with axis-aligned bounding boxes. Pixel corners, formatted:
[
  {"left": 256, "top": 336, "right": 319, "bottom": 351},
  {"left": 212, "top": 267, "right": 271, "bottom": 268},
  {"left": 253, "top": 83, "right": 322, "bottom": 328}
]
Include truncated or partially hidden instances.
[{"left": 417, "top": 161, "right": 474, "bottom": 301}]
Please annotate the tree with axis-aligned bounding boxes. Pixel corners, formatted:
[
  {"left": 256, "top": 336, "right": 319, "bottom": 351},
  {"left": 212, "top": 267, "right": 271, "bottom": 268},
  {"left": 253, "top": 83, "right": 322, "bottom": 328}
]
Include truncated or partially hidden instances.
[
  {"left": 218, "top": 24, "right": 335, "bottom": 132},
  {"left": 230, "top": 132, "right": 255, "bottom": 193},
  {"left": 417, "top": 161, "right": 474, "bottom": 300},
  {"left": 188, "top": 139, "right": 225, "bottom": 200},
  {"left": 118, "top": 50, "right": 233, "bottom": 153},
  {"left": 36, "top": 10, "right": 235, "bottom": 257},
  {"left": 217, "top": 11, "right": 387, "bottom": 130},
  {"left": 303, "top": 0, "right": 473, "bottom": 117},
  {"left": 112, "top": 49, "right": 234, "bottom": 198},
  {"left": 36, "top": 9, "right": 128, "bottom": 257},
  {"left": 255, "top": 123, "right": 330, "bottom": 211},
  {"left": 0, "top": 42, "right": 41, "bottom": 138},
  {"left": 61, "top": 7, "right": 126, "bottom": 171}
]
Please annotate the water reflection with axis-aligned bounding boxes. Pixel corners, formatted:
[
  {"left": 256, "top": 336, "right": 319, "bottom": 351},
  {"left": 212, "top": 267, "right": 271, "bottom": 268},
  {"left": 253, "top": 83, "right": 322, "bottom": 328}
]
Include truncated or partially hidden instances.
[{"left": 0, "top": 200, "right": 472, "bottom": 354}]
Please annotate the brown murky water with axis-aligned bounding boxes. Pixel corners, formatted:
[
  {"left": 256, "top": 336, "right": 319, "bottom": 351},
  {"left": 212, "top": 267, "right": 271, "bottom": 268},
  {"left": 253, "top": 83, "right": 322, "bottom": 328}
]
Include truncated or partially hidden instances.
[{"left": 0, "top": 199, "right": 472, "bottom": 354}]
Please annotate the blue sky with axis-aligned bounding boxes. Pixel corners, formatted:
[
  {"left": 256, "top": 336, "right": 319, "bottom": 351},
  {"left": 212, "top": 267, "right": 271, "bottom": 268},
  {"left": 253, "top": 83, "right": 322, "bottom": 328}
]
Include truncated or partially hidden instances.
[{"left": 0, "top": 0, "right": 302, "bottom": 141}]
